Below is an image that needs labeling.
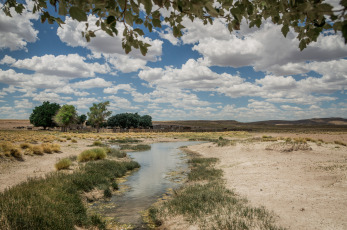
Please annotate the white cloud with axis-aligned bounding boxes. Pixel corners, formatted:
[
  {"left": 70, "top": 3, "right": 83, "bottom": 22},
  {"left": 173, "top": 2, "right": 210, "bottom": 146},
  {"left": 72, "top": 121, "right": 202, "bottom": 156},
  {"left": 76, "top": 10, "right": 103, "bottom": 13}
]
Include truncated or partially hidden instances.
[
  {"left": 14, "top": 99, "right": 33, "bottom": 109},
  {"left": 57, "top": 15, "right": 163, "bottom": 72},
  {"left": 0, "top": 2, "right": 39, "bottom": 51},
  {"left": 180, "top": 18, "right": 347, "bottom": 75},
  {"left": 72, "top": 78, "right": 113, "bottom": 89},
  {"left": 0, "top": 55, "right": 16, "bottom": 65},
  {"left": 12, "top": 54, "right": 109, "bottom": 78},
  {"left": 104, "top": 84, "right": 136, "bottom": 94},
  {"left": 105, "top": 95, "right": 138, "bottom": 111}
]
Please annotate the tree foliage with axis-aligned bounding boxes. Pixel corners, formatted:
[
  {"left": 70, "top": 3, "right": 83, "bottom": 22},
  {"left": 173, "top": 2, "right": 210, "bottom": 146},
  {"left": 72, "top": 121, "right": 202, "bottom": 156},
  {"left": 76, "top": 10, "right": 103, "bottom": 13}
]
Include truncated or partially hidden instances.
[
  {"left": 3, "top": 0, "right": 347, "bottom": 52},
  {"left": 107, "top": 113, "right": 152, "bottom": 129},
  {"left": 77, "top": 114, "right": 87, "bottom": 125},
  {"left": 29, "top": 101, "right": 61, "bottom": 129},
  {"left": 54, "top": 104, "right": 78, "bottom": 132},
  {"left": 87, "top": 101, "right": 112, "bottom": 132}
]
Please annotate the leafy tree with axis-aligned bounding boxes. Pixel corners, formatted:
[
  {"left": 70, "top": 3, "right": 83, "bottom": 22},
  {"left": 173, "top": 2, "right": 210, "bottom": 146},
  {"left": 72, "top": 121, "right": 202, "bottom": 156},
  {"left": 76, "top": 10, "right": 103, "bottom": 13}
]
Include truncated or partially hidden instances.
[
  {"left": 107, "top": 113, "right": 137, "bottom": 129},
  {"left": 77, "top": 114, "right": 87, "bottom": 125},
  {"left": 54, "top": 104, "right": 78, "bottom": 132},
  {"left": 139, "top": 115, "right": 152, "bottom": 128},
  {"left": 87, "top": 101, "right": 112, "bottom": 132},
  {"left": 3, "top": 0, "right": 346, "bottom": 52},
  {"left": 29, "top": 101, "right": 60, "bottom": 130}
]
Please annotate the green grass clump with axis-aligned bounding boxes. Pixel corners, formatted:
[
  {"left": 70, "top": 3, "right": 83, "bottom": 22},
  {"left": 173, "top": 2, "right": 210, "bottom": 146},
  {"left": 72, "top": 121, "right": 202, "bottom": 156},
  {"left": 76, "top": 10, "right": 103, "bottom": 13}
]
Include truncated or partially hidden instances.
[
  {"left": 106, "top": 148, "right": 127, "bottom": 158},
  {"left": 109, "top": 138, "right": 141, "bottom": 144},
  {"left": 0, "top": 159, "right": 140, "bottom": 230},
  {"left": 92, "top": 140, "right": 103, "bottom": 146},
  {"left": 77, "top": 148, "right": 107, "bottom": 162},
  {"left": 55, "top": 158, "right": 72, "bottom": 170},
  {"left": 148, "top": 155, "right": 284, "bottom": 229},
  {"left": 119, "top": 144, "right": 151, "bottom": 151}
]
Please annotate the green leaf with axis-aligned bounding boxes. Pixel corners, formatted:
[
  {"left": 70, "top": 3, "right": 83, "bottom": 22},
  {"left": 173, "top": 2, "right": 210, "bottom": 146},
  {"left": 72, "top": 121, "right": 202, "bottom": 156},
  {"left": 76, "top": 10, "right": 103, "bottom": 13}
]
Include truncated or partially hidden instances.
[
  {"left": 281, "top": 24, "right": 289, "bottom": 37},
  {"left": 134, "top": 28, "right": 145, "bottom": 36},
  {"left": 107, "top": 16, "right": 116, "bottom": 24},
  {"left": 140, "top": 44, "right": 148, "bottom": 56},
  {"left": 299, "top": 39, "right": 307, "bottom": 51},
  {"left": 58, "top": 0, "right": 67, "bottom": 15},
  {"left": 125, "top": 11, "right": 133, "bottom": 26},
  {"left": 342, "top": 22, "right": 347, "bottom": 44},
  {"left": 69, "top": 7, "right": 87, "bottom": 22},
  {"left": 143, "top": 0, "right": 153, "bottom": 15},
  {"left": 152, "top": 18, "right": 161, "bottom": 27},
  {"left": 173, "top": 26, "right": 180, "bottom": 37}
]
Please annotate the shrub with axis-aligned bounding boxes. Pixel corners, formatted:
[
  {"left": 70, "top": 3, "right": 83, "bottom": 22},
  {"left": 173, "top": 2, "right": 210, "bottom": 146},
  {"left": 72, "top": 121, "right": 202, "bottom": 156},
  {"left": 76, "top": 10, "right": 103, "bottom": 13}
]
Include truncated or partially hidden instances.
[
  {"left": 55, "top": 158, "right": 72, "bottom": 170},
  {"left": 20, "top": 143, "right": 32, "bottom": 149},
  {"left": 41, "top": 143, "right": 53, "bottom": 154},
  {"left": 334, "top": 140, "right": 347, "bottom": 146},
  {"left": 106, "top": 148, "right": 127, "bottom": 158},
  {"left": 119, "top": 144, "right": 151, "bottom": 151},
  {"left": 71, "top": 139, "right": 78, "bottom": 143},
  {"left": 92, "top": 140, "right": 103, "bottom": 146},
  {"left": 51, "top": 143, "right": 61, "bottom": 152},
  {"left": 31, "top": 145, "right": 44, "bottom": 155},
  {"left": 104, "top": 188, "right": 112, "bottom": 198},
  {"left": 77, "top": 148, "right": 107, "bottom": 162}
]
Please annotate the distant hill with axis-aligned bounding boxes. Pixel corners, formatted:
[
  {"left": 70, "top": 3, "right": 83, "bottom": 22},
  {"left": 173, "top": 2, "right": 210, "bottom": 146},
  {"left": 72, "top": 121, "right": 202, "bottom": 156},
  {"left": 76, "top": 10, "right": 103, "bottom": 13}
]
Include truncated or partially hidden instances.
[{"left": 153, "top": 118, "right": 347, "bottom": 132}]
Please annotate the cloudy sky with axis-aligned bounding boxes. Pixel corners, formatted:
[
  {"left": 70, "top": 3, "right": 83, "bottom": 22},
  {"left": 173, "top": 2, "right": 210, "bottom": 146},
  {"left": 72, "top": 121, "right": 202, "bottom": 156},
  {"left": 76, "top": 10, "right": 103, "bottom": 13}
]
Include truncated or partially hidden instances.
[{"left": 0, "top": 1, "right": 346, "bottom": 121}]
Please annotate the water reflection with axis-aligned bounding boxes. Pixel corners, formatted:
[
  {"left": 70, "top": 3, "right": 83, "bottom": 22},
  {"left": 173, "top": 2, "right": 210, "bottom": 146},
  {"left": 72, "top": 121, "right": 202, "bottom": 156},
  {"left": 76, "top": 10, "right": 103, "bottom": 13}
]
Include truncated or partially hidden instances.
[{"left": 91, "top": 141, "right": 199, "bottom": 227}]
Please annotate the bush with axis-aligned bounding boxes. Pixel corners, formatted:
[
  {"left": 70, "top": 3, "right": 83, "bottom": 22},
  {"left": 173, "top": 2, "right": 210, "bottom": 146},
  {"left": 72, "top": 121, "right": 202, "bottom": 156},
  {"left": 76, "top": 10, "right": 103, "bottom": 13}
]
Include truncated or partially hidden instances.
[
  {"left": 31, "top": 145, "right": 44, "bottom": 155},
  {"left": 71, "top": 139, "right": 78, "bottom": 143},
  {"left": 119, "top": 144, "right": 151, "bottom": 151},
  {"left": 92, "top": 140, "right": 103, "bottom": 146},
  {"left": 55, "top": 158, "right": 72, "bottom": 170},
  {"left": 106, "top": 148, "right": 127, "bottom": 158},
  {"left": 20, "top": 143, "right": 32, "bottom": 149},
  {"left": 51, "top": 143, "right": 61, "bottom": 152},
  {"left": 77, "top": 148, "right": 107, "bottom": 162},
  {"left": 41, "top": 143, "right": 53, "bottom": 154}
]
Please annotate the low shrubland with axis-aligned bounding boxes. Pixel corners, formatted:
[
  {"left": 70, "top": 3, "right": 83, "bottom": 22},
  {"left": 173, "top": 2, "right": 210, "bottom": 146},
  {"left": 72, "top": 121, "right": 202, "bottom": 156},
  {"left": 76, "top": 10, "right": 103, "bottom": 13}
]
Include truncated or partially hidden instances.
[
  {"left": 147, "top": 154, "right": 284, "bottom": 229},
  {"left": 77, "top": 148, "right": 107, "bottom": 162},
  {"left": 0, "top": 159, "right": 140, "bottom": 230},
  {"left": 119, "top": 144, "right": 151, "bottom": 151}
]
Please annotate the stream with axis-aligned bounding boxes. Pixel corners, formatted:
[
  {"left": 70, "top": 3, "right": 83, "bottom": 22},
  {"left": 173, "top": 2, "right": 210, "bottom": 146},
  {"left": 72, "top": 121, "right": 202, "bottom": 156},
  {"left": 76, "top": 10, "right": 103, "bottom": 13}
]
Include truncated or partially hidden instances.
[{"left": 89, "top": 141, "right": 200, "bottom": 228}]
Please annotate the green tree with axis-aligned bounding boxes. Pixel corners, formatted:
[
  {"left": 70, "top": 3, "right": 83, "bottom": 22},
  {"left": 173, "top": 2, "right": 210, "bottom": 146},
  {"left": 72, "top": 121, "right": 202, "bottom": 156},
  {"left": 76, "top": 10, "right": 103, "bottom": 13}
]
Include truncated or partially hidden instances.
[
  {"left": 139, "top": 115, "right": 152, "bottom": 128},
  {"left": 107, "top": 112, "right": 143, "bottom": 129},
  {"left": 54, "top": 104, "right": 78, "bottom": 132},
  {"left": 87, "top": 101, "right": 112, "bottom": 132},
  {"left": 29, "top": 101, "right": 60, "bottom": 130},
  {"left": 2, "top": 0, "right": 346, "bottom": 52},
  {"left": 77, "top": 114, "right": 87, "bottom": 125}
]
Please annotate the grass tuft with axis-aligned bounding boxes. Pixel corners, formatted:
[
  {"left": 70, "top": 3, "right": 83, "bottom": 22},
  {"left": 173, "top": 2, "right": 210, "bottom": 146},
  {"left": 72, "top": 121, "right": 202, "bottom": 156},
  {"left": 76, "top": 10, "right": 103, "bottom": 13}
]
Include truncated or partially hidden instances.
[
  {"left": 77, "top": 148, "right": 107, "bottom": 162},
  {"left": 106, "top": 148, "right": 127, "bottom": 158},
  {"left": 55, "top": 158, "right": 72, "bottom": 170},
  {"left": 119, "top": 144, "right": 151, "bottom": 151}
]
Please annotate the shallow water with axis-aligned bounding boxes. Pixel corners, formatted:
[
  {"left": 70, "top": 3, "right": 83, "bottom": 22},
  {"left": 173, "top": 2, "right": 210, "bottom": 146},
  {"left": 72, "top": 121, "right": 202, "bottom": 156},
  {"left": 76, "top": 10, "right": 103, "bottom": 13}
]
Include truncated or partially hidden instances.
[{"left": 90, "top": 141, "right": 199, "bottom": 228}]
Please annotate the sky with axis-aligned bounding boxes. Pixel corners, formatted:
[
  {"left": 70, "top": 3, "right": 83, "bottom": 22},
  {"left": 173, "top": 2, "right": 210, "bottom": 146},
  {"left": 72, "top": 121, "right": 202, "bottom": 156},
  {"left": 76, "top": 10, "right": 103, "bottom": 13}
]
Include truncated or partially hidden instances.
[{"left": 0, "top": 1, "right": 346, "bottom": 122}]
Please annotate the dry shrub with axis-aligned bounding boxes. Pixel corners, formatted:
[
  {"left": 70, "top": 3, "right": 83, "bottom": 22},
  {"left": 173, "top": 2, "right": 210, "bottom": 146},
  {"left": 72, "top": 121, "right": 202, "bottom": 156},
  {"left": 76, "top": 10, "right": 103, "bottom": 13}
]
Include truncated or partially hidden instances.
[
  {"left": 0, "top": 142, "right": 23, "bottom": 159},
  {"left": 31, "top": 145, "right": 44, "bottom": 155},
  {"left": 51, "top": 143, "right": 61, "bottom": 152},
  {"left": 20, "top": 143, "right": 32, "bottom": 149},
  {"left": 77, "top": 148, "right": 107, "bottom": 162},
  {"left": 55, "top": 158, "right": 72, "bottom": 170},
  {"left": 266, "top": 142, "right": 312, "bottom": 152},
  {"left": 41, "top": 143, "right": 53, "bottom": 154}
]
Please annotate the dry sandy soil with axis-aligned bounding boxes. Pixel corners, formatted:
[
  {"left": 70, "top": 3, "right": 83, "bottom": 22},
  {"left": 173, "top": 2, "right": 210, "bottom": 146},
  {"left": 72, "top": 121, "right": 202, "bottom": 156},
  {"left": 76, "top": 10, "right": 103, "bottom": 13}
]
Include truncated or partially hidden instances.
[
  {"left": 1, "top": 130, "right": 347, "bottom": 230},
  {"left": 188, "top": 135, "right": 347, "bottom": 230}
]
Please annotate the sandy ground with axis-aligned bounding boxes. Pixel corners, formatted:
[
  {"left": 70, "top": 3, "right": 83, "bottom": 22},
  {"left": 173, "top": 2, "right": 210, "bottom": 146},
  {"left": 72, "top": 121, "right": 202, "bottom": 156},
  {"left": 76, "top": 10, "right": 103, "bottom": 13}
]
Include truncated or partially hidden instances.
[
  {"left": 0, "top": 139, "right": 93, "bottom": 192},
  {"left": 188, "top": 136, "right": 347, "bottom": 230}
]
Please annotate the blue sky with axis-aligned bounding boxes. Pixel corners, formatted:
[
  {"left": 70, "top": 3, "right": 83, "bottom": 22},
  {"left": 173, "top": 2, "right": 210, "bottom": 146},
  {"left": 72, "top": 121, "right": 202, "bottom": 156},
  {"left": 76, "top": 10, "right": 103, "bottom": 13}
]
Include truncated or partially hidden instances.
[{"left": 0, "top": 1, "right": 346, "bottom": 122}]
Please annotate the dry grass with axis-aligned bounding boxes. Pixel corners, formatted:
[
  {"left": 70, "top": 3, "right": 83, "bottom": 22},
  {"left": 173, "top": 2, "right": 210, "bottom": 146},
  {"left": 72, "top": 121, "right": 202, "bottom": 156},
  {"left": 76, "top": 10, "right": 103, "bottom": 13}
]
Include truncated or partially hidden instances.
[{"left": 55, "top": 158, "right": 72, "bottom": 170}]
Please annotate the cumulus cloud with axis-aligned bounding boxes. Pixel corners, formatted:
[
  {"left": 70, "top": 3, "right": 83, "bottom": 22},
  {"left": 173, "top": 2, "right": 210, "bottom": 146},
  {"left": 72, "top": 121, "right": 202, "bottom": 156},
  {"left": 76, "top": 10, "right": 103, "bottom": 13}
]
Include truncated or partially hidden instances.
[
  {"left": 104, "top": 84, "right": 136, "bottom": 94},
  {"left": 179, "top": 18, "right": 347, "bottom": 75},
  {"left": 72, "top": 78, "right": 113, "bottom": 89},
  {"left": 57, "top": 15, "right": 163, "bottom": 72},
  {"left": 11, "top": 54, "right": 109, "bottom": 78},
  {"left": 0, "top": 2, "right": 39, "bottom": 51},
  {"left": 0, "top": 55, "right": 16, "bottom": 65}
]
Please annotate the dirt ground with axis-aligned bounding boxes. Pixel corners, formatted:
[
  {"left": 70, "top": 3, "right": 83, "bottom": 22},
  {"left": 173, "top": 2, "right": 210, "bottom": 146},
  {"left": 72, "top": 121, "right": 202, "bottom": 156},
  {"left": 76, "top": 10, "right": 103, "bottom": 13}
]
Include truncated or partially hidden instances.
[
  {"left": 188, "top": 135, "right": 347, "bottom": 230},
  {"left": 1, "top": 129, "right": 347, "bottom": 229}
]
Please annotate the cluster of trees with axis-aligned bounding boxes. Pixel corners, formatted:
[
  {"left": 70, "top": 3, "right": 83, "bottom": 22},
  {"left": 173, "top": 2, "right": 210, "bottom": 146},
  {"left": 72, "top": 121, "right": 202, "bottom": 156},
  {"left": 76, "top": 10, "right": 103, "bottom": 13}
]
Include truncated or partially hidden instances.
[
  {"left": 107, "top": 113, "right": 152, "bottom": 129},
  {"left": 29, "top": 101, "right": 152, "bottom": 132}
]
